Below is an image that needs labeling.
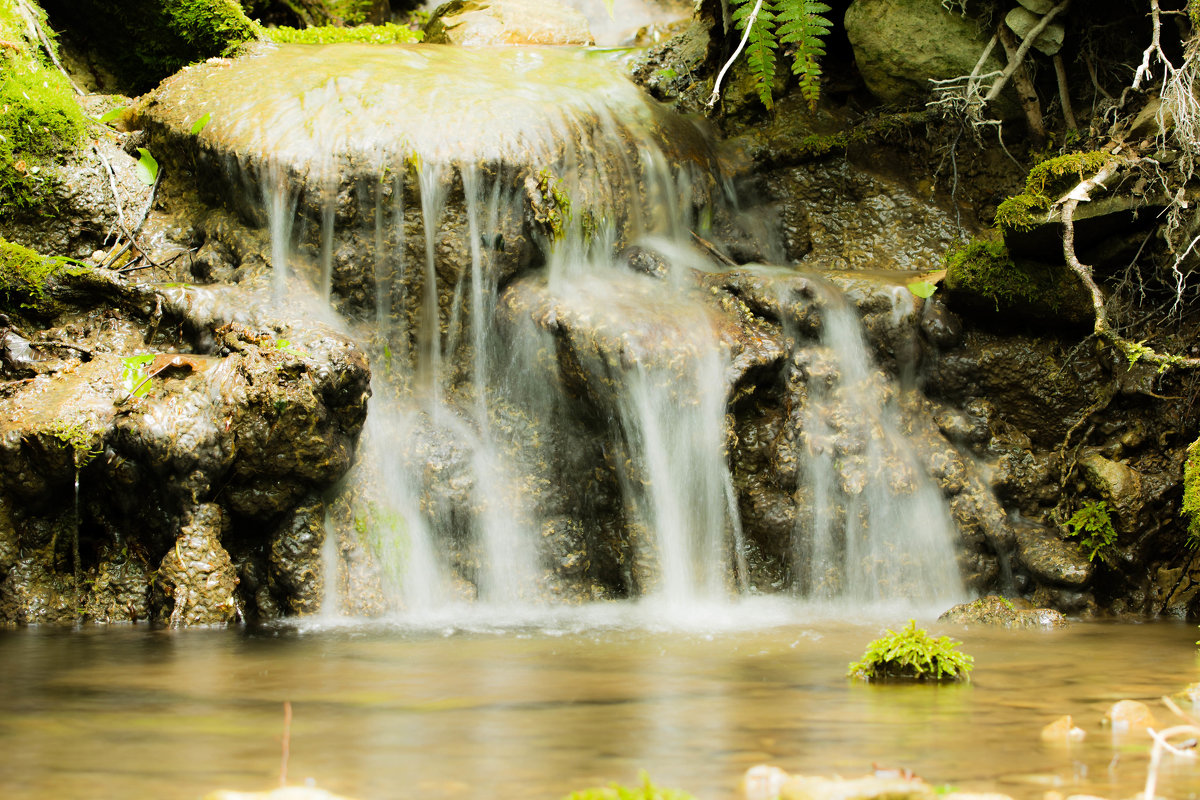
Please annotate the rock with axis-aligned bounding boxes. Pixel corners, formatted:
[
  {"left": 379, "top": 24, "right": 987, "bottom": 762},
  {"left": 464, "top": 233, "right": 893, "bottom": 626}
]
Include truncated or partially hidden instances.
[
  {"left": 1077, "top": 450, "right": 1145, "bottom": 532},
  {"left": 1016, "top": 0, "right": 1057, "bottom": 13},
  {"left": 1014, "top": 522, "right": 1093, "bottom": 589},
  {"left": 743, "top": 765, "right": 791, "bottom": 800},
  {"left": 1040, "top": 715, "right": 1086, "bottom": 742},
  {"left": 206, "top": 788, "right": 360, "bottom": 800},
  {"left": 155, "top": 503, "right": 240, "bottom": 626},
  {"left": 1005, "top": 8, "right": 1065, "bottom": 56},
  {"left": 844, "top": 0, "right": 1005, "bottom": 108},
  {"left": 1104, "top": 699, "right": 1157, "bottom": 736},
  {"left": 424, "top": 0, "right": 595, "bottom": 46},
  {"left": 940, "top": 595, "right": 1067, "bottom": 628},
  {"left": 778, "top": 773, "right": 936, "bottom": 800},
  {"left": 268, "top": 498, "right": 327, "bottom": 615}
]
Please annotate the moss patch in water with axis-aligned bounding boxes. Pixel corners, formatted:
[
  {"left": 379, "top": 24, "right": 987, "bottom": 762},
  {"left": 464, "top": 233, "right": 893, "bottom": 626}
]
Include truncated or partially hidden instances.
[
  {"left": 564, "top": 773, "right": 696, "bottom": 800},
  {"left": 40, "top": 0, "right": 262, "bottom": 93},
  {"left": 848, "top": 619, "right": 973, "bottom": 682},
  {"left": 0, "top": 2, "right": 89, "bottom": 218},
  {"left": 265, "top": 22, "right": 422, "bottom": 44}
]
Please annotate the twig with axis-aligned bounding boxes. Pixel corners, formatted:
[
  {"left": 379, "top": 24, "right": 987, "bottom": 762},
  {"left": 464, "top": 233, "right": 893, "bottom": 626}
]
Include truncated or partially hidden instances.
[
  {"left": 14, "top": 0, "right": 84, "bottom": 96},
  {"left": 1145, "top": 722, "right": 1200, "bottom": 800},
  {"left": 997, "top": 22, "right": 1046, "bottom": 142},
  {"left": 692, "top": 230, "right": 737, "bottom": 268},
  {"left": 280, "top": 700, "right": 293, "bottom": 788},
  {"left": 706, "top": 0, "right": 764, "bottom": 111},
  {"left": 93, "top": 146, "right": 128, "bottom": 234},
  {"left": 29, "top": 341, "right": 93, "bottom": 360}
]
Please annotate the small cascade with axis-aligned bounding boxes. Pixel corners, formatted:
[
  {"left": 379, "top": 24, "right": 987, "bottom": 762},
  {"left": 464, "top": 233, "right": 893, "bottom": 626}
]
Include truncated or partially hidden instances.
[
  {"left": 153, "top": 41, "right": 988, "bottom": 623},
  {"left": 788, "top": 281, "right": 965, "bottom": 608}
]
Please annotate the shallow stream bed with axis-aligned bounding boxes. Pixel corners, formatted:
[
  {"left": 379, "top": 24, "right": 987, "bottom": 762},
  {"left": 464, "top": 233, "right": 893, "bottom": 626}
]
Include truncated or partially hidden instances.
[{"left": 2, "top": 607, "right": 1198, "bottom": 799}]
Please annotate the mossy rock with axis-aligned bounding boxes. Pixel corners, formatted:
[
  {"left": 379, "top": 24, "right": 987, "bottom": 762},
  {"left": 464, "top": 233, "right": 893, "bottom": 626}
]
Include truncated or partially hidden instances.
[
  {"left": 0, "top": 2, "right": 89, "bottom": 218},
  {"left": 40, "top": 0, "right": 262, "bottom": 93},
  {"left": 265, "top": 22, "right": 422, "bottom": 44},
  {"left": 0, "top": 238, "right": 90, "bottom": 319},
  {"left": 942, "top": 238, "right": 1092, "bottom": 326}
]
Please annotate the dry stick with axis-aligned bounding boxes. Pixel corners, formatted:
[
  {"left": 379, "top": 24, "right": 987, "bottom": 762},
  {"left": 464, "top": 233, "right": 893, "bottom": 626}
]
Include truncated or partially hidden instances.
[
  {"left": 984, "top": 0, "right": 1071, "bottom": 103},
  {"left": 14, "top": 0, "right": 84, "bottom": 96},
  {"left": 706, "top": 0, "right": 765, "bottom": 110},
  {"left": 1144, "top": 723, "right": 1200, "bottom": 800},
  {"left": 94, "top": 149, "right": 163, "bottom": 270},
  {"left": 1058, "top": 160, "right": 1200, "bottom": 370},
  {"left": 1053, "top": 54, "right": 1078, "bottom": 131},
  {"left": 280, "top": 701, "right": 293, "bottom": 788}
]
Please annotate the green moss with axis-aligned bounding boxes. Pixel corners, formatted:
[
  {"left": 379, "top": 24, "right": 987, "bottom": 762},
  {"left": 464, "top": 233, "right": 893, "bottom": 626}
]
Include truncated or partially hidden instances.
[
  {"left": 994, "top": 193, "right": 1050, "bottom": 234},
  {"left": 41, "top": 0, "right": 263, "bottom": 93},
  {"left": 266, "top": 22, "right": 422, "bottom": 44},
  {"left": 994, "top": 151, "right": 1110, "bottom": 235},
  {"left": 1182, "top": 436, "right": 1200, "bottom": 549},
  {"left": 847, "top": 619, "right": 973, "bottom": 682},
  {"left": 46, "top": 419, "right": 104, "bottom": 468},
  {"left": 0, "top": 3, "right": 89, "bottom": 217},
  {"left": 564, "top": 773, "right": 696, "bottom": 800},
  {"left": 0, "top": 237, "right": 87, "bottom": 317}
]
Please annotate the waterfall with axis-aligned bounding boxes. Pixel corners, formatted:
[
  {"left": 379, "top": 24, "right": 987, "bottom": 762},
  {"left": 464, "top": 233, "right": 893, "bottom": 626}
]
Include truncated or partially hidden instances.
[
  {"left": 789, "top": 281, "right": 965, "bottom": 609},
  {"left": 192, "top": 43, "right": 972, "bottom": 623}
]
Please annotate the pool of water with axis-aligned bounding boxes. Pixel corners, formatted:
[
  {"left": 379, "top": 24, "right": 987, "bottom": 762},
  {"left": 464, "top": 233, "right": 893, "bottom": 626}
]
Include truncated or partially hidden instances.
[{"left": 2, "top": 605, "right": 1198, "bottom": 800}]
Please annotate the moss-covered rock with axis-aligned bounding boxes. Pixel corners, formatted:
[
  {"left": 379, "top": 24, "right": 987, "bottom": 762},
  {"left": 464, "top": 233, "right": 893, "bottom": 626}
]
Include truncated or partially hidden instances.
[
  {"left": 995, "top": 151, "right": 1112, "bottom": 236},
  {"left": 0, "top": 237, "right": 87, "bottom": 319},
  {"left": 0, "top": 3, "right": 89, "bottom": 218},
  {"left": 40, "top": 0, "right": 262, "bottom": 93},
  {"left": 942, "top": 238, "right": 1092, "bottom": 325}
]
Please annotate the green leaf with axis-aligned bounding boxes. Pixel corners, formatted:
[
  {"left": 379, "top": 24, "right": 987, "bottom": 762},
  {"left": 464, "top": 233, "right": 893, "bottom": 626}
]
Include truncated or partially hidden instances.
[
  {"left": 190, "top": 112, "right": 212, "bottom": 135},
  {"left": 120, "top": 354, "right": 156, "bottom": 398},
  {"left": 135, "top": 148, "right": 159, "bottom": 186},
  {"left": 908, "top": 280, "right": 938, "bottom": 299},
  {"left": 98, "top": 106, "right": 127, "bottom": 124},
  {"left": 601, "top": 0, "right": 614, "bottom": 18}
]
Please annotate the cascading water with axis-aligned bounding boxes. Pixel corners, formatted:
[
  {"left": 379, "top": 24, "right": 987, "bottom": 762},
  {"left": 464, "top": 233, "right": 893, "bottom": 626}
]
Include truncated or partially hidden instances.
[
  {"left": 155, "top": 41, "right": 976, "bottom": 623},
  {"left": 785, "top": 279, "right": 965, "bottom": 608}
]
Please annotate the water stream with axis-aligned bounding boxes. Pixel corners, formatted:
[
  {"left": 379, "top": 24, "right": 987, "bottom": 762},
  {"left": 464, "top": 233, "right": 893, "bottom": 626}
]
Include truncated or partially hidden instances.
[{"left": 2, "top": 621, "right": 1197, "bottom": 800}]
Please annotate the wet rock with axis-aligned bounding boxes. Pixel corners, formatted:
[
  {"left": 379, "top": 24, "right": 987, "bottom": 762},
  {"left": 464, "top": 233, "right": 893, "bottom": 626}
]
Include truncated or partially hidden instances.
[
  {"left": 0, "top": 557, "right": 77, "bottom": 625},
  {"left": 844, "top": 0, "right": 1006, "bottom": 109},
  {"left": 1040, "top": 715, "right": 1086, "bottom": 742},
  {"left": 155, "top": 503, "right": 239, "bottom": 626},
  {"left": 424, "top": 0, "right": 595, "bottom": 45},
  {"left": 268, "top": 497, "right": 326, "bottom": 615},
  {"left": 779, "top": 773, "right": 936, "bottom": 800},
  {"left": 1013, "top": 521, "right": 1093, "bottom": 588},
  {"left": 1104, "top": 699, "right": 1158, "bottom": 736},
  {"left": 920, "top": 296, "right": 963, "bottom": 350},
  {"left": 1077, "top": 450, "right": 1145, "bottom": 532},
  {"left": 81, "top": 544, "right": 152, "bottom": 623},
  {"left": 940, "top": 595, "right": 1067, "bottom": 628}
]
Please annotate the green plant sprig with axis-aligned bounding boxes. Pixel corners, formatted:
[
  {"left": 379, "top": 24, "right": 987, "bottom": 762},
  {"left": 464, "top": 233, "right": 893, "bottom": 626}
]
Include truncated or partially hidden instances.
[{"left": 848, "top": 620, "right": 974, "bottom": 682}]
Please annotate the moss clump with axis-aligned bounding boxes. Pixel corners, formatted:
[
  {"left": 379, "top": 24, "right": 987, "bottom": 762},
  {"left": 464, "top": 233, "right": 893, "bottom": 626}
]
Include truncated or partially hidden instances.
[
  {"left": 1182, "top": 436, "right": 1200, "bottom": 549},
  {"left": 40, "top": 0, "right": 262, "bottom": 93},
  {"left": 943, "top": 238, "right": 1088, "bottom": 320},
  {"left": 564, "top": 774, "right": 696, "bottom": 800},
  {"left": 0, "top": 3, "right": 89, "bottom": 217},
  {"left": 995, "top": 151, "right": 1111, "bottom": 235},
  {"left": 265, "top": 22, "right": 422, "bottom": 44},
  {"left": 0, "top": 237, "right": 86, "bottom": 318},
  {"left": 848, "top": 620, "right": 974, "bottom": 682}
]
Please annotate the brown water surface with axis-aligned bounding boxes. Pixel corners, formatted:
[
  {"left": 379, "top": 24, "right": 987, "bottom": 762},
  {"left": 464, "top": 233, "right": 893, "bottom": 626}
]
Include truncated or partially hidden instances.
[{"left": 2, "top": 614, "right": 1198, "bottom": 799}]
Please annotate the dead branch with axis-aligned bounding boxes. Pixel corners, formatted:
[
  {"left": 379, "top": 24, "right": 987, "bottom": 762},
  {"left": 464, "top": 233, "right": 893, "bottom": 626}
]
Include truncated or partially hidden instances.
[
  {"left": 1133, "top": 0, "right": 1176, "bottom": 90},
  {"left": 706, "top": 0, "right": 765, "bottom": 111},
  {"left": 1053, "top": 54, "right": 1077, "bottom": 131},
  {"left": 14, "top": 0, "right": 84, "bottom": 96}
]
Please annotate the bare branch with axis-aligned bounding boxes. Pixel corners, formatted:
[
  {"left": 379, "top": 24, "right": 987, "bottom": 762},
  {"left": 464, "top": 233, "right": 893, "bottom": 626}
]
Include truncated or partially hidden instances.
[{"left": 706, "top": 0, "right": 765, "bottom": 111}]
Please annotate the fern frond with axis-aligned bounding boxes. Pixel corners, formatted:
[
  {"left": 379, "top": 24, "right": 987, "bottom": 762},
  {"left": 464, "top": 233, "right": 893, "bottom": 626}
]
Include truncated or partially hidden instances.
[
  {"left": 776, "top": 0, "right": 832, "bottom": 110},
  {"left": 732, "top": 0, "right": 778, "bottom": 110}
]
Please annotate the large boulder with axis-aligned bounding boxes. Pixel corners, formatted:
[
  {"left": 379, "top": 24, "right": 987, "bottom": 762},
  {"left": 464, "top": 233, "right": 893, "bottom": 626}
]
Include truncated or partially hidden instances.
[{"left": 844, "top": 0, "right": 1003, "bottom": 107}]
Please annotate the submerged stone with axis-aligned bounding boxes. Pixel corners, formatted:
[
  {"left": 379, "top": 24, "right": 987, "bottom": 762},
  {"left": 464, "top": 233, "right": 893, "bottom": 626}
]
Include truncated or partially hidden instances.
[{"left": 424, "top": 0, "right": 595, "bottom": 46}]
